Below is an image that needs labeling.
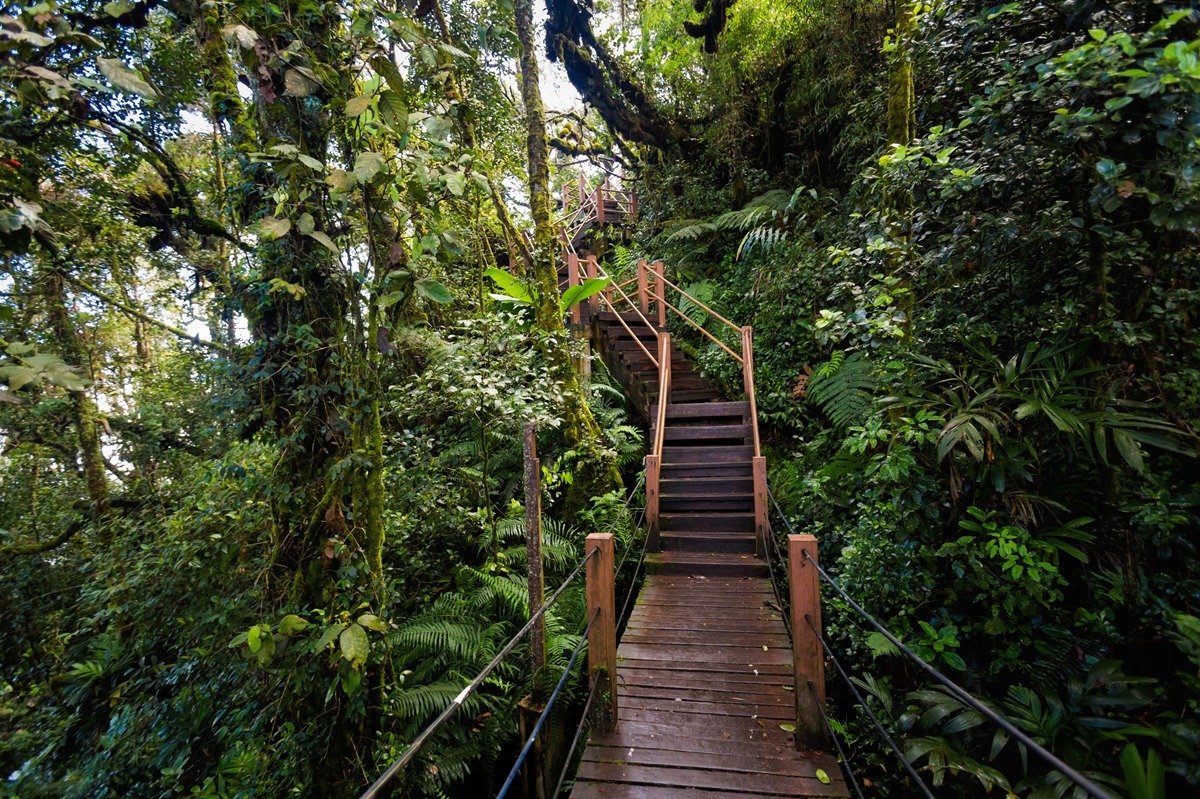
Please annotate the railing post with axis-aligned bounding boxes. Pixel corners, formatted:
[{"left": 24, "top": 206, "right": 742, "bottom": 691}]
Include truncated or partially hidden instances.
[
  {"left": 586, "top": 532, "right": 617, "bottom": 732},
  {"left": 567, "top": 252, "right": 581, "bottom": 326},
  {"left": 789, "top": 534, "right": 825, "bottom": 749},
  {"left": 636, "top": 259, "right": 649, "bottom": 315},
  {"left": 630, "top": 189, "right": 638, "bottom": 222},
  {"left": 653, "top": 261, "right": 666, "bottom": 328},
  {"left": 753, "top": 456, "right": 768, "bottom": 557},
  {"left": 585, "top": 255, "right": 599, "bottom": 319},
  {"left": 644, "top": 455, "right": 660, "bottom": 551},
  {"left": 596, "top": 183, "right": 606, "bottom": 225}
]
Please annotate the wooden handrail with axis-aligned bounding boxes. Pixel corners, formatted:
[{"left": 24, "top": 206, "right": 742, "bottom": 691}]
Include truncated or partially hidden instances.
[
  {"left": 657, "top": 273, "right": 743, "bottom": 335},
  {"left": 653, "top": 333, "right": 671, "bottom": 457},
  {"left": 659, "top": 295, "right": 743, "bottom": 363},
  {"left": 742, "top": 326, "right": 761, "bottom": 458},
  {"left": 594, "top": 263, "right": 658, "bottom": 335}
]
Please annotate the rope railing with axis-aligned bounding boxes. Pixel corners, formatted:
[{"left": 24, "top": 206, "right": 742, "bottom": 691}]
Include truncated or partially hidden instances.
[
  {"left": 357, "top": 546, "right": 599, "bottom": 799},
  {"left": 766, "top": 485, "right": 1120, "bottom": 799}
]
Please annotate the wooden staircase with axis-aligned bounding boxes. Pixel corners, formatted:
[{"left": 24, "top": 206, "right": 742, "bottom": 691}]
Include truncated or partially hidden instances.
[
  {"left": 592, "top": 311, "right": 765, "bottom": 578},
  {"left": 558, "top": 188, "right": 845, "bottom": 799}
]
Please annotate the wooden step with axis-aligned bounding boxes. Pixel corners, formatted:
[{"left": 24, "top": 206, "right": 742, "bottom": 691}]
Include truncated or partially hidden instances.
[
  {"left": 661, "top": 530, "right": 758, "bottom": 554},
  {"left": 662, "top": 512, "right": 756, "bottom": 532},
  {"left": 661, "top": 424, "right": 752, "bottom": 443},
  {"left": 651, "top": 401, "right": 750, "bottom": 420},
  {"left": 647, "top": 551, "right": 768, "bottom": 578},
  {"left": 661, "top": 494, "right": 754, "bottom": 512},
  {"left": 662, "top": 445, "right": 754, "bottom": 463},
  {"left": 661, "top": 476, "right": 754, "bottom": 493},
  {"left": 661, "top": 462, "right": 754, "bottom": 479}
]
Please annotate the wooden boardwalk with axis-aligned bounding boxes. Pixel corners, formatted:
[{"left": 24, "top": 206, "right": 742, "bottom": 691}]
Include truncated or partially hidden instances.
[{"left": 569, "top": 575, "right": 848, "bottom": 799}]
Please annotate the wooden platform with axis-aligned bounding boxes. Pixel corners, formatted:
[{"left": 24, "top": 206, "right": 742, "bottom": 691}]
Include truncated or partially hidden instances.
[{"left": 569, "top": 576, "right": 848, "bottom": 798}]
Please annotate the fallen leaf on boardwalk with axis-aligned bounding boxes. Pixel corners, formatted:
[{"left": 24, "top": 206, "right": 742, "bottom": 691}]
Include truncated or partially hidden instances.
[
  {"left": 779, "top": 723, "right": 797, "bottom": 732},
  {"left": 816, "top": 769, "right": 831, "bottom": 784},
  {"left": 763, "top": 645, "right": 769, "bottom": 651}
]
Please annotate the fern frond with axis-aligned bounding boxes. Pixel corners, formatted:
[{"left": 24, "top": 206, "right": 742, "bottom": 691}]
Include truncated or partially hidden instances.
[{"left": 808, "top": 351, "right": 876, "bottom": 430}]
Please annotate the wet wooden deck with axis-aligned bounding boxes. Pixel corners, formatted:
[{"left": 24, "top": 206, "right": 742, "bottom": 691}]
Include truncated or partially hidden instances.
[{"left": 569, "top": 575, "right": 848, "bottom": 798}]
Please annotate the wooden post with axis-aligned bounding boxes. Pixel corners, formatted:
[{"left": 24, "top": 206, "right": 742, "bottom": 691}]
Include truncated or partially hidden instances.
[
  {"left": 753, "top": 456, "right": 768, "bottom": 557},
  {"left": 644, "top": 455, "right": 660, "bottom": 551},
  {"left": 523, "top": 424, "right": 545, "bottom": 690},
  {"left": 637, "top": 259, "right": 649, "bottom": 315},
  {"left": 567, "top": 252, "right": 581, "bottom": 326},
  {"left": 789, "top": 534, "right": 825, "bottom": 749},
  {"left": 653, "top": 261, "right": 666, "bottom": 328},
  {"left": 586, "top": 255, "right": 599, "bottom": 320},
  {"left": 630, "top": 189, "right": 638, "bottom": 222},
  {"left": 596, "top": 184, "right": 606, "bottom": 225},
  {"left": 586, "top": 532, "right": 617, "bottom": 731}
]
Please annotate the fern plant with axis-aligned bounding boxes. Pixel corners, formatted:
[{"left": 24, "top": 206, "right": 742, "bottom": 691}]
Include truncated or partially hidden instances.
[{"left": 808, "top": 351, "right": 877, "bottom": 430}]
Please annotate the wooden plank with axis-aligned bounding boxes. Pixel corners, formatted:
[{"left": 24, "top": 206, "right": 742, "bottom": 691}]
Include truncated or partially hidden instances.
[
  {"left": 621, "top": 630, "right": 789, "bottom": 649},
  {"left": 617, "top": 696, "right": 795, "bottom": 720},
  {"left": 574, "top": 761, "right": 846, "bottom": 797},
  {"left": 620, "top": 684, "right": 793, "bottom": 706},
  {"left": 604, "top": 714, "right": 796, "bottom": 745},
  {"left": 619, "top": 666, "right": 793, "bottom": 687},
  {"left": 583, "top": 744, "right": 838, "bottom": 779},
  {"left": 571, "top": 783, "right": 792, "bottom": 799},
  {"left": 619, "top": 642, "right": 792, "bottom": 665},
  {"left": 585, "top": 728, "right": 803, "bottom": 759}
]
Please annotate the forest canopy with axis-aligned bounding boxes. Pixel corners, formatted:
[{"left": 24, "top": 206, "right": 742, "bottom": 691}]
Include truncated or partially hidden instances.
[{"left": 2, "top": 0, "right": 1199, "bottom": 797}]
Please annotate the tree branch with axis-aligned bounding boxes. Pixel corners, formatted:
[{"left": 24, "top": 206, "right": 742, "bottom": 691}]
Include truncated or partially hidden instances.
[{"left": 64, "top": 274, "right": 232, "bottom": 354}]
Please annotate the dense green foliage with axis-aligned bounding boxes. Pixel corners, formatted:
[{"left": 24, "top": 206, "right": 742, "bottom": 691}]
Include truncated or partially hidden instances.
[{"left": 2, "top": 0, "right": 1198, "bottom": 796}]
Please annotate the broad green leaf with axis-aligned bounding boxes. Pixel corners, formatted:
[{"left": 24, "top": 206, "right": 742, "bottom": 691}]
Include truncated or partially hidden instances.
[
  {"left": 1112, "top": 428, "right": 1145, "bottom": 472},
  {"left": 314, "top": 622, "right": 346, "bottom": 652},
  {"left": 97, "top": 58, "right": 158, "bottom": 100},
  {"left": 297, "top": 213, "right": 315, "bottom": 235},
  {"left": 345, "top": 94, "right": 374, "bottom": 117},
  {"left": 279, "top": 614, "right": 310, "bottom": 636},
  {"left": 258, "top": 216, "right": 291, "bottom": 240},
  {"left": 559, "top": 276, "right": 610, "bottom": 312},
  {"left": 378, "top": 90, "right": 408, "bottom": 131},
  {"left": 354, "top": 151, "right": 386, "bottom": 183},
  {"left": 356, "top": 614, "right": 388, "bottom": 633},
  {"left": 246, "top": 625, "right": 264, "bottom": 653},
  {"left": 415, "top": 278, "right": 452, "bottom": 304},
  {"left": 297, "top": 154, "right": 323, "bottom": 171},
  {"left": 254, "top": 632, "right": 276, "bottom": 666},
  {"left": 779, "top": 723, "right": 796, "bottom": 732},
  {"left": 444, "top": 171, "right": 466, "bottom": 197},
  {"left": 104, "top": 0, "right": 136, "bottom": 15},
  {"left": 369, "top": 54, "right": 406, "bottom": 96},
  {"left": 339, "top": 623, "right": 369, "bottom": 668},
  {"left": 815, "top": 769, "right": 831, "bottom": 785},
  {"left": 307, "top": 230, "right": 339, "bottom": 254},
  {"left": 1, "top": 365, "right": 38, "bottom": 391},
  {"left": 483, "top": 267, "right": 532, "bottom": 303}
]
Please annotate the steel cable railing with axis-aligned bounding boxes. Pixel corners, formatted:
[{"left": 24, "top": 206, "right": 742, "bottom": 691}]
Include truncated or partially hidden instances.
[
  {"left": 358, "top": 546, "right": 599, "bottom": 799},
  {"left": 495, "top": 607, "right": 601, "bottom": 799},
  {"left": 359, "top": 472, "right": 647, "bottom": 799},
  {"left": 767, "top": 484, "right": 1119, "bottom": 799},
  {"left": 806, "top": 615, "right": 937, "bottom": 799},
  {"left": 809, "top": 681, "right": 866, "bottom": 799}
]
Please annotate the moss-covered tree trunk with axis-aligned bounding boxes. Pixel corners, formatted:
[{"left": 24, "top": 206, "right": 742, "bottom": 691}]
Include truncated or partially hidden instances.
[
  {"left": 885, "top": 0, "right": 916, "bottom": 337},
  {"left": 42, "top": 266, "right": 109, "bottom": 525},
  {"left": 514, "top": 0, "right": 620, "bottom": 514}
]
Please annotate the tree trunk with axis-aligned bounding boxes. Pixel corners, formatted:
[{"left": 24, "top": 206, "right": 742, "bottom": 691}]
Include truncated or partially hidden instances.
[
  {"left": 514, "top": 0, "right": 621, "bottom": 514},
  {"left": 42, "top": 267, "right": 110, "bottom": 525}
]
